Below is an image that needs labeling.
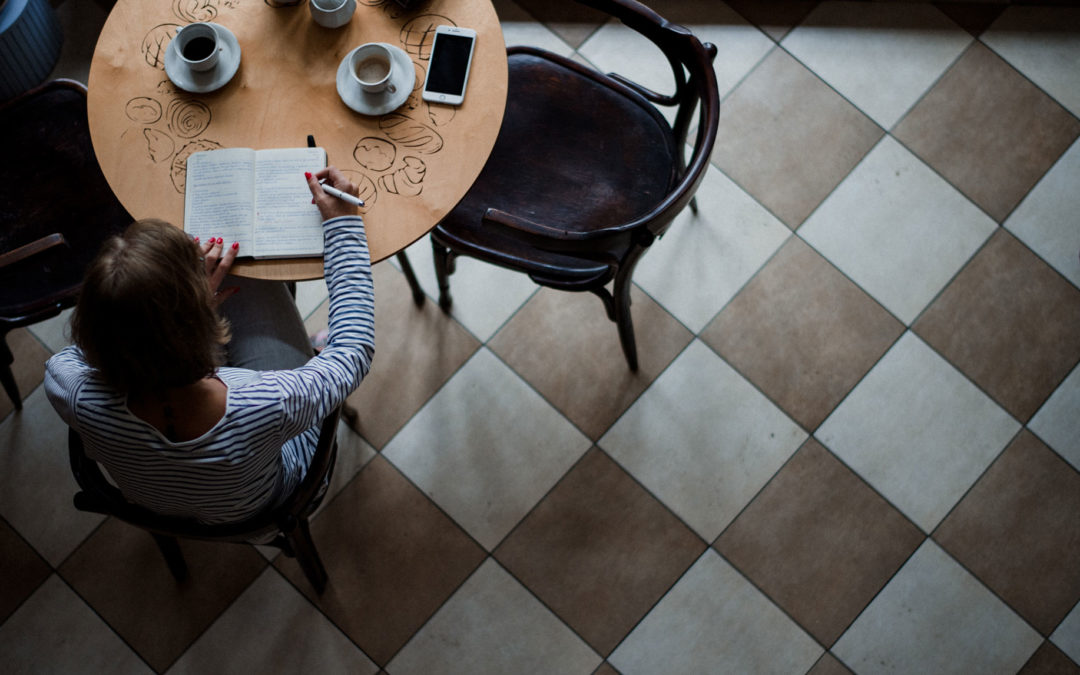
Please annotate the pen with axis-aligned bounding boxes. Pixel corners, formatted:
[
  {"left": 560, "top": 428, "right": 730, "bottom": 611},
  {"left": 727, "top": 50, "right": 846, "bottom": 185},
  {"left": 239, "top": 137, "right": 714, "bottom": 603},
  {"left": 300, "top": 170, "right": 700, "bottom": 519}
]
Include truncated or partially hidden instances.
[{"left": 319, "top": 180, "right": 365, "bottom": 207}]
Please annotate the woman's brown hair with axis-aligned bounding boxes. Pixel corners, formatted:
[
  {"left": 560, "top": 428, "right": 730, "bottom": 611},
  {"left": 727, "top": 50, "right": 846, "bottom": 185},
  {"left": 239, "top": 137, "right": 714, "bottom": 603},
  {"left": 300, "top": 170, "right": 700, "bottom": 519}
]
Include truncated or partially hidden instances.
[{"left": 72, "top": 219, "right": 229, "bottom": 394}]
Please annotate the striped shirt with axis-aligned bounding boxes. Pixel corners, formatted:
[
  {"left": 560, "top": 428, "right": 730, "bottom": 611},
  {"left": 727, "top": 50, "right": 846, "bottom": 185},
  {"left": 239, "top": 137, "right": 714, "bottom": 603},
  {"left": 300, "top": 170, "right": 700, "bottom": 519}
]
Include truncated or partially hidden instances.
[{"left": 45, "top": 216, "right": 374, "bottom": 524}]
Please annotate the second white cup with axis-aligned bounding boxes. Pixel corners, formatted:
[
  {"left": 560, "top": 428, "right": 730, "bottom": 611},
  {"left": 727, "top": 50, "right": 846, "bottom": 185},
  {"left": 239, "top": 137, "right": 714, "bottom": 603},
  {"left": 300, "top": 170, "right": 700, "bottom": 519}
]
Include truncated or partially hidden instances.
[
  {"left": 310, "top": 0, "right": 355, "bottom": 29},
  {"left": 350, "top": 43, "right": 396, "bottom": 95}
]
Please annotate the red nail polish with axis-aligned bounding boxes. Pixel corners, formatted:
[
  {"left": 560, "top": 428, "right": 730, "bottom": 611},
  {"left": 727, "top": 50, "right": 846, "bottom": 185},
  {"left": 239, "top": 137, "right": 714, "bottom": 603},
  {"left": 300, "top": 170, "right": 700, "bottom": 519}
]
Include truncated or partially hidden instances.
[
  {"left": 311, "top": 198, "right": 316, "bottom": 204},
  {"left": 305, "top": 172, "right": 312, "bottom": 180},
  {"left": 231, "top": 241, "right": 239, "bottom": 250},
  {"left": 193, "top": 236, "right": 200, "bottom": 243},
  {"left": 217, "top": 237, "right": 224, "bottom": 244}
]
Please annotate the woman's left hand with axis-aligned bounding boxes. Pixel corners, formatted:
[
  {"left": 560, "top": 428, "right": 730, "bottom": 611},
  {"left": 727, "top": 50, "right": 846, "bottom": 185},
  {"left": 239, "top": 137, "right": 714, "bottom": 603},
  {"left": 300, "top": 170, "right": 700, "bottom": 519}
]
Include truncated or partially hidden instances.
[{"left": 198, "top": 237, "right": 240, "bottom": 307}]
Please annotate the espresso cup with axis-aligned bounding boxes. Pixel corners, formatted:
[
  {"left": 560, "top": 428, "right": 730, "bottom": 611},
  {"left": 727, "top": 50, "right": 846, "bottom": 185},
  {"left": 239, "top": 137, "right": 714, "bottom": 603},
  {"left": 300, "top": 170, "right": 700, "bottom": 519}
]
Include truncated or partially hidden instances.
[
  {"left": 309, "top": 0, "right": 356, "bottom": 29},
  {"left": 350, "top": 43, "right": 396, "bottom": 95},
  {"left": 174, "top": 23, "right": 222, "bottom": 72}
]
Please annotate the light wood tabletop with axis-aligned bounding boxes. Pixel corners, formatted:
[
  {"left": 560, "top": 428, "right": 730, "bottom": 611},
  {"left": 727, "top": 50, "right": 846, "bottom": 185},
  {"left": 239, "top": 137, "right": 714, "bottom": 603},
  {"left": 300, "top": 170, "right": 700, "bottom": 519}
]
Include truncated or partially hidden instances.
[{"left": 88, "top": 0, "right": 507, "bottom": 280}]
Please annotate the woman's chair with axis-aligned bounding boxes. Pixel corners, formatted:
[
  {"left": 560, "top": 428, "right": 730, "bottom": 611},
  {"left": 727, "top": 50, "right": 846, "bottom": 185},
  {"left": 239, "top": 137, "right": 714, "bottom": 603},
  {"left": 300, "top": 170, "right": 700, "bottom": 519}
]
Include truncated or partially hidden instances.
[
  {"left": 0, "top": 79, "right": 131, "bottom": 409},
  {"left": 68, "top": 406, "right": 342, "bottom": 594},
  {"left": 428, "top": 0, "right": 719, "bottom": 370}
]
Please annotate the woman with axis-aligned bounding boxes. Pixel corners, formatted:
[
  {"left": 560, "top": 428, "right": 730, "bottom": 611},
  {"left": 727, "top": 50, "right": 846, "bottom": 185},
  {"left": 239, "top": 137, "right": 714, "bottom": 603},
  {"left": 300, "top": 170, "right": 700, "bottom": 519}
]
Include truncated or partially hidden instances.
[{"left": 45, "top": 167, "right": 373, "bottom": 525}]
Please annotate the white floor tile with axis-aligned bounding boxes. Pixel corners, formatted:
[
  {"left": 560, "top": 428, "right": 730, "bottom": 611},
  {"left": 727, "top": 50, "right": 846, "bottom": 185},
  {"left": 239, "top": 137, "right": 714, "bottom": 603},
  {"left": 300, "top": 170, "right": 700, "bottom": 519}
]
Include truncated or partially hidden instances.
[
  {"left": 0, "top": 388, "right": 105, "bottom": 567},
  {"left": 578, "top": 4, "right": 774, "bottom": 102},
  {"left": 395, "top": 238, "right": 538, "bottom": 342},
  {"left": 294, "top": 278, "right": 329, "bottom": 321},
  {"left": 1052, "top": 600, "right": 1080, "bottom": 666},
  {"left": 782, "top": 1, "right": 971, "bottom": 129},
  {"left": 609, "top": 549, "right": 822, "bottom": 675},
  {"left": 1029, "top": 363, "right": 1080, "bottom": 472},
  {"left": 816, "top": 332, "right": 1020, "bottom": 532},
  {"left": 387, "top": 558, "right": 601, "bottom": 674},
  {"left": 1005, "top": 138, "right": 1080, "bottom": 290},
  {"left": 833, "top": 540, "right": 1042, "bottom": 675},
  {"left": 27, "top": 308, "right": 74, "bottom": 355},
  {"left": 0, "top": 575, "right": 150, "bottom": 674},
  {"left": 600, "top": 340, "right": 806, "bottom": 541},
  {"left": 492, "top": 0, "right": 575, "bottom": 57},
  {"left": 800, "top": 137, "right": 997, "bottom": 325},
  {"left": 983, "top": 6, "right": 1080, "bottom": 118},
  {"left": 383, "top": 348, "right": 590, "bottom": 550},
  {"left": 167, "top": 569, "right": 377, "bottom": 675},
  {"left": 635, "top": 163, "right": 791, "bottom": 333}
]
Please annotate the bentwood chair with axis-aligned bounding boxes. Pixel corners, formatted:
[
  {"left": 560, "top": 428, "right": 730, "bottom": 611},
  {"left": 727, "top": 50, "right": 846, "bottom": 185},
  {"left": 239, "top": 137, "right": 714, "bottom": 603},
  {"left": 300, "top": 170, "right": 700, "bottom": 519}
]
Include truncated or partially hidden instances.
[
  {"left": 0, "top": 79, "right": 131, "bottom": 409},
  {"left": 68, "top": 406, "right": 342, "bottom": 594},
  {"left": 427, "top": 0, "right": 719, "bottom": 370}
]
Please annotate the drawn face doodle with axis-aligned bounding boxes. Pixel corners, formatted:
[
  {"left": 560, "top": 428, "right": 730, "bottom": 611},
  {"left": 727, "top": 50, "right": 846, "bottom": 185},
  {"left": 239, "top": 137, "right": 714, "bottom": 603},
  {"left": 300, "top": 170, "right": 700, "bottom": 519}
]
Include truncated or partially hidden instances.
[
  {"left": 174, "top": 0, "right": 218, "bottom": 23},
  {"left": 125, "top": 97, "right": 163, "bottom": 124},
  {"left": 143, "top": 24, "right": 182, "bottom": 70},
  {"left": 400, "top": 15, "right": 455, "bottom": 61},
  {"left": 353, "top": 137, "right": 396, "bottom": 172},
  {"left": 166, "top": 99, "right": 212, "bottom": 139}
]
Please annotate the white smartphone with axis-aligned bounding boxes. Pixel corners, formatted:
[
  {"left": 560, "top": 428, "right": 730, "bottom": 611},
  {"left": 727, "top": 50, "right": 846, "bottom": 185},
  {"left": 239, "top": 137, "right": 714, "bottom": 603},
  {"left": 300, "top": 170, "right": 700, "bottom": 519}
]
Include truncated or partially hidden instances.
[{"left": 422, "top": 25, "right": 477, "bottom": 106}]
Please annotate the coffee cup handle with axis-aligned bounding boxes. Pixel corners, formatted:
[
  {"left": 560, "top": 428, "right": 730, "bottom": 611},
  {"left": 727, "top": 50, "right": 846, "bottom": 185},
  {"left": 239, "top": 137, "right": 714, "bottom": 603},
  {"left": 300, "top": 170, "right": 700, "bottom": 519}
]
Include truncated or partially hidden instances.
[{"left": 386, "top": 83, "right": 396, "bottom": 94}]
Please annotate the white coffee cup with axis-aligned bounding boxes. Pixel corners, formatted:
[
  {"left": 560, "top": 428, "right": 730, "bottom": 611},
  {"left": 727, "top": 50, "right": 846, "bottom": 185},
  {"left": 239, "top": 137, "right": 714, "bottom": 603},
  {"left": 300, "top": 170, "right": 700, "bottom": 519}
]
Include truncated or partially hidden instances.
[
  {"left": 310, "top": 0, "right": 356, "bottom": 29},
  {"left": 350, "top": 43, "right": 396, "bottom": 95},
  {"left": 174, "top": 23, "right": 222, "bottom": 72}
]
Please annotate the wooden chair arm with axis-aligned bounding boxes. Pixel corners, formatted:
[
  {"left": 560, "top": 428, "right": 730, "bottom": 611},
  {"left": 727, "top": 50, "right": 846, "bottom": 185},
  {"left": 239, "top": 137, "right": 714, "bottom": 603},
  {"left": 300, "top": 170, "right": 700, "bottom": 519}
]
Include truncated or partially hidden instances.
[
  {"left": 0, "top": 233, "right": 67, "bottom": 270},
  {"left": 607, "top": 73, "right": 677, "bottom": 106}
]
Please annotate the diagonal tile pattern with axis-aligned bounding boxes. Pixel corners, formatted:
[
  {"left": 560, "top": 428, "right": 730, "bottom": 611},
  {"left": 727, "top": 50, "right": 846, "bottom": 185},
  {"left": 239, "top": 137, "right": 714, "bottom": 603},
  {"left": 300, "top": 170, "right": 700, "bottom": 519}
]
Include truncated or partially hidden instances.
[{"left": 5, "top": 1, "right": 1080, "bottom": 672}]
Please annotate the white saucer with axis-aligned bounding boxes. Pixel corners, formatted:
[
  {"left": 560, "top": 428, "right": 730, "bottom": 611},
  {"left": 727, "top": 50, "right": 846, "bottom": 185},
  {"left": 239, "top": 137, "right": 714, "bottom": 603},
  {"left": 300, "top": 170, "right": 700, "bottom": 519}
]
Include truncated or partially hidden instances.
[
  {"left": 164, "top": 24, "right": 241, "bottom": 94},
  {"left": 336, "top": 43, "right": 414, "bottom": 116}
]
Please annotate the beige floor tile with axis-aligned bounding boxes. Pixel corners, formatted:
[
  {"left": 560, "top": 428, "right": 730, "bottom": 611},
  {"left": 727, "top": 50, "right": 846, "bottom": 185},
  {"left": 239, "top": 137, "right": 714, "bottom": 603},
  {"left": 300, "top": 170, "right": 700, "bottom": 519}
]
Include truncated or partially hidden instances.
[
  {"left": 601, "top": 340, "right": 807, "bottom": 541},
  {"left": 0, "top": 328, "right": 51, "bottom": 421},
  {"left": 275, "top": 456, "right": 485, "bottom": 667},
  {"left": 702, "top": 237, "right": 903, "bottom": 431},
  {"left": 489, "top": 285, "right": 692, "bottom": 440},
  {"left": 168, "top": 568, "right": 378, "bottom": 674},
  {"left": 495, "top": 448, "right": 705, "bottom": 656},
  {"left": 782, "top": 1, "right": 972, "bottom": 129},
  {"left": 59, "top": 518, "right": 267, "bottom": 673},
  {"left": 609, "top": 550, "right": 822, "bottom": 674},
  {"left": 816, "top": 332, "right": 1020, "bottom": 532},
  {"left": 934, "top": 431, "right": 1080, "bottom": 636},
  {"left": 384, "top": 348, "right": 591, "bottom": 550},
  {"left": 1053, "top": 602, "right": 1080, "bottom": 666},
  {"left": 914, "top": 229, "right": 1080, "bottom": 422},
  {"left": 712, "top": 48, "right": 883, "bottom": 228},
  {"left": 0, "top": 575, "right": 150, "bottom": 674},
  {"left": 491, "top": 0, "right": 575, "bottom": 56},
  {"left": 833, "top": 540, "right": 1043, "bottom": 675},
  {"left": 807, "top": 652, "right": 855, "bottom": 675},
  {"left": 893, "top": 42, "right": 1080, "bottom": 222},
  {"left": 725, "top": 0, "right": 819, "bottom": 43},
  {"left": 1017, "top": 641, "right": 1080, "bottom": 675},
  {"left": 1030, "top": 363, "right": 1080, "bottom": 472},
  {"left": 387, "top": 558, "right": 602, "bottom": 674},
  {"left": 0, "top": 517, "right": 51, "bottom": 624},
  {"left": 0, "top": 387, "right": 104, "bottom": 567}
]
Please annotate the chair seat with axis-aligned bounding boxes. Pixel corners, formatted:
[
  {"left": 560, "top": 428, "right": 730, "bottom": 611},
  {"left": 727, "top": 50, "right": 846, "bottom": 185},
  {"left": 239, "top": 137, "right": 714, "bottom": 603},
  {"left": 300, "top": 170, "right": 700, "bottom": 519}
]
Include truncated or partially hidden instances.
[{"left": 434, "top": 50, "right": 679, "bottom": 281}]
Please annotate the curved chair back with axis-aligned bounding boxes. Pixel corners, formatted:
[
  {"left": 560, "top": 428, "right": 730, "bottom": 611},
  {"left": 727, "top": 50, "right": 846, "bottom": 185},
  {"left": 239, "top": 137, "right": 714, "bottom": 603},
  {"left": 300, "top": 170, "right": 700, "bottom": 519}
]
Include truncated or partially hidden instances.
[{"left": 68, "top": 406, "right": 342, "bottom": 593}]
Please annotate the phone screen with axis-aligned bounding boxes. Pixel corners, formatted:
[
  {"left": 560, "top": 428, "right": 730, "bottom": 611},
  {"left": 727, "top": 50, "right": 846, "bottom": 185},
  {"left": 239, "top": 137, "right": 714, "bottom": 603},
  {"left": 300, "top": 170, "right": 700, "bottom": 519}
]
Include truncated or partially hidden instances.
[{"left": 425, "top": 33, "right": 475, "bottom": 96}]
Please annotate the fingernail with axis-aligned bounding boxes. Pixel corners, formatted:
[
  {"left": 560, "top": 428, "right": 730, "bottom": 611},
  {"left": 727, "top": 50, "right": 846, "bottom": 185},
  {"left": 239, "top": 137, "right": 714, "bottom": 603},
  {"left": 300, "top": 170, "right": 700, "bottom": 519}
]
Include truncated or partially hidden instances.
[
  {"left": 305, "top": 172, "right": 312, "bottom": 180},
  {"left": 311, "top": 198, "right": 316, "bottom": 204},
  {"left": 193, "top": 237, "right": 200, "bottom": 243},
  {"left": 231, "top": 241, "right": 239, "bottom": 250},
  {"left": 217, "top": 237, "right": 224, "bottom": 244}
]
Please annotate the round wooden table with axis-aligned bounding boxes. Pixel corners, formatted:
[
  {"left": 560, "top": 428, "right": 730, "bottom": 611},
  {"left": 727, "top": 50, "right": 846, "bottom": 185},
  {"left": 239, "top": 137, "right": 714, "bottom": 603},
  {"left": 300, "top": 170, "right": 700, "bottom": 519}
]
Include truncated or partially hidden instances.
[{"left": 87, "top": 0, "right": 507, "bottom": 279}]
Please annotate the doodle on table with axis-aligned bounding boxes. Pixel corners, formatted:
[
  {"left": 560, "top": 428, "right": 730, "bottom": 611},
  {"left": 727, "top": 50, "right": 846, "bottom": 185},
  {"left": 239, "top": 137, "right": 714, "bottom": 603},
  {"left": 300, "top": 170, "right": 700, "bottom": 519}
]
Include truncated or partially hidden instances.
[
  {"left": 379, "top": 113, "right": 443, "bottom": 154},
  {"left": 378, "top": 156, "right": 426, "bottom": 197},
  {"left": 174, "top": 0, "right": 219, "bottom": 23},
  {"left": 142, "top": 24, "right": 183, "bottom": 69},
  {"left": 171, "top": 139, "right": 223, "bottom": 193},
  {"left": 143, "top": 128, "right": 176, "bottom": 163},
  {"left": 400, "top": 15, "right": 455, "bottom": 61},
  {"left": 125, "top": 97, "right": 163, "bottom": 124},
  {"left": 340, "top": 170, "right": 378, "bottom": 210},
  {"left": 167, "top": 98, "right": 212, "bottom": 139},
  {"left": 353, "top": 137, "right": 396, "bottom": 172}
]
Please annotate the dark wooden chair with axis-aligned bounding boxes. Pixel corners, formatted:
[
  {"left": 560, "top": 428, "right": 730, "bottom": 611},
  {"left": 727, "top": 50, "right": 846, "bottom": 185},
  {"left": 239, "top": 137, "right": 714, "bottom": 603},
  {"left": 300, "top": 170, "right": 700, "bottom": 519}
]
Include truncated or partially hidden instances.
[
  {"left": 427, "top": 0, "right": 719, "bottom": 370},
  {"left": 68, "top": 406, "right": 342, "bottom": 594},
  {"left": 0, "top": 79, "right": 131, "bottom": 409}
]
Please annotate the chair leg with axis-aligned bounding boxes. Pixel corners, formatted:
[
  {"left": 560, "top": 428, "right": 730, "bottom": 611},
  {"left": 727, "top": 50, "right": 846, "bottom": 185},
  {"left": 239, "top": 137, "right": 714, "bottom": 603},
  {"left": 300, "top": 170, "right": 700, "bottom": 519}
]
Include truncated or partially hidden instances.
[
  {"left": 150, "top": 533, "right": 189, "bottom": 582},
  {"left": 0, "top": 337, "right": 22, "bottom": 411},
  {"left": 613, "top": 279, "right": 638, "bottom": 372},
  {"left": 395, "top": 251, "right": 426, "bottom": 307},
  {"left": 289, "top": 518, "right": 328, "bottom": 594},
  {"left": 431, "top": 239, "right": 453, "bottom": 313}
]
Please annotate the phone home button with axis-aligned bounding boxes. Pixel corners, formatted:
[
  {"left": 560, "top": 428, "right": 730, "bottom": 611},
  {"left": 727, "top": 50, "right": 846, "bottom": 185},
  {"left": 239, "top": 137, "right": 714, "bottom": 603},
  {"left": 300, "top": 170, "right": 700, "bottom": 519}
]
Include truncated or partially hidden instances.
[{"left": 439, "top": 94, "right": 446, "bottom": 101}]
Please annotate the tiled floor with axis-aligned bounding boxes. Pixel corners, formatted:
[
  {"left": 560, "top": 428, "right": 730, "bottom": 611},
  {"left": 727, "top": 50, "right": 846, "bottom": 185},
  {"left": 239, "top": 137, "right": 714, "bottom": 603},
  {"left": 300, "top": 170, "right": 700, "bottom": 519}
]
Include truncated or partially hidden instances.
[{"left": 2, "top": 0, "right": 1079, "bottom": 672}]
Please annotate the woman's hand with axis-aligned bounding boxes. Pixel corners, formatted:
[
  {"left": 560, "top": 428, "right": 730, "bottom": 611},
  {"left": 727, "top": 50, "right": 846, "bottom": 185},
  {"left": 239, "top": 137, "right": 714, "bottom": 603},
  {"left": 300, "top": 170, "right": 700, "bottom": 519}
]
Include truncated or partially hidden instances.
[
  {"left": 197, "top": 236, "right": 239, "bottom": 307},
  {"left": 306, "top": 166, "right": 360, "bottom": 221}
]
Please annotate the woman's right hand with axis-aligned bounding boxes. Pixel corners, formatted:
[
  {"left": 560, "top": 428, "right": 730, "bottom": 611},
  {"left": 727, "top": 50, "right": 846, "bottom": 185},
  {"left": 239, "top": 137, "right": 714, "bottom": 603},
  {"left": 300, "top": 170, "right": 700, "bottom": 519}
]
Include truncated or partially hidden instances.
[{"left": 306, "top": 167, "right": 360, "bottom": 221}]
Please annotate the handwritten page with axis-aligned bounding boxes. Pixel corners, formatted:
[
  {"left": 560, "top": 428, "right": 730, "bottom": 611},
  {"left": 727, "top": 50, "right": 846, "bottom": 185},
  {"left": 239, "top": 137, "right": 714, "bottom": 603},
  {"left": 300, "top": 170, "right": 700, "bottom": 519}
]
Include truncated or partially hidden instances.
[
  {"left": 184, "top": 148, "right": 257, "bottom": 250},
  {"left": 253, "top": 148, "right": 326, "bottom": 258}
]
